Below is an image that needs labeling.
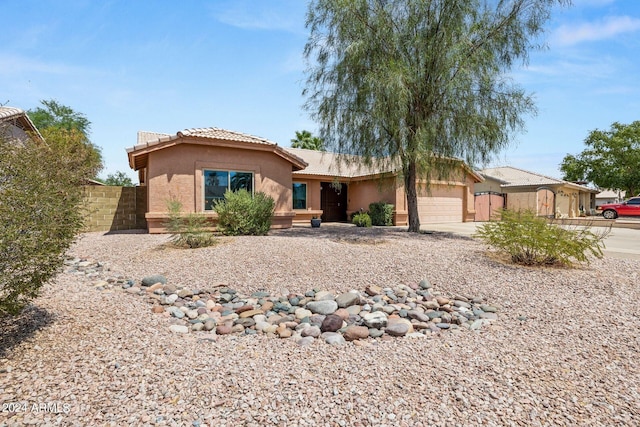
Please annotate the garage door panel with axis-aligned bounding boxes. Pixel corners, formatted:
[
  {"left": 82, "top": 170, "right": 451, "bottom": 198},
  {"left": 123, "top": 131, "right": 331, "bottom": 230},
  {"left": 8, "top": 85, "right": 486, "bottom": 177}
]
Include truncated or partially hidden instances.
[{"left": 417, "top": 185, "right": 463, "bottom": 223}]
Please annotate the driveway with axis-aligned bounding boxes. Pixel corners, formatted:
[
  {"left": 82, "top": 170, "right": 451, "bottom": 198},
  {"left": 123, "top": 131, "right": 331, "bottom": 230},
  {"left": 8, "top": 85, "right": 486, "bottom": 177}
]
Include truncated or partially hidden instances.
[{"left": 421, "top": 221, "right": 640, "bottom": 260}]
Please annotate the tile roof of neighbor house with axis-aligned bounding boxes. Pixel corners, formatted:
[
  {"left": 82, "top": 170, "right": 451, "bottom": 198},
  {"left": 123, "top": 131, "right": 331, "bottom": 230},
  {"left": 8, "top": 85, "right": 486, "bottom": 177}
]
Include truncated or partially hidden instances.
[
  {"left": 596, "top": 189, "right": 625, "bottom": 199},
  {"left": 127, "top": 127, "right": 307, "bottom": 171},
  {"left": 0, "top": 106, "right": 43, "bottom": 141},
  {"left": 479, "top": 166, "right": 599, "bottom": 193},
  {"left": 285, "top": 147, "right": 393, "bottom": 178}
]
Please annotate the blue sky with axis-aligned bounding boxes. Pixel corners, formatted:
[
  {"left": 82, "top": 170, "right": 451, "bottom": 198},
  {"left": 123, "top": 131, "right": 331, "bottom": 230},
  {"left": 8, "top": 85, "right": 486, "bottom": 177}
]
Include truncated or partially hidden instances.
[{"left": 2, "top": 0, "right": 639, "bottom": 182}]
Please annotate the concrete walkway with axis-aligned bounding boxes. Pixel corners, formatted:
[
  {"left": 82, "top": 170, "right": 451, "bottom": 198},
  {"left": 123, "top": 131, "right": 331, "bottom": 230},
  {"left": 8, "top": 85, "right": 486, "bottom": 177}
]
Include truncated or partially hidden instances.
[{"left": 421, "top": 221, "right": 640, "bottom": 260}]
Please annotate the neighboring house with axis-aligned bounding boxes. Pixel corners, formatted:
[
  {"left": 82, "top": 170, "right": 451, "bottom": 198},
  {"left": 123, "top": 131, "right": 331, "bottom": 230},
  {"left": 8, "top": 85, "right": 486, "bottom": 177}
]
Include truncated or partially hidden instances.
[
  {"left": 0, "top": 106, "right": 43, "bottom": 142},
  {"left": 127, "top": 127, "right": 483, "bottom": 233},
  {"left": 475, "top": 166, "right": 599, "bottom": 220},
  {"left": 595, "top": 189, "right": 625, "bottom": 207}
]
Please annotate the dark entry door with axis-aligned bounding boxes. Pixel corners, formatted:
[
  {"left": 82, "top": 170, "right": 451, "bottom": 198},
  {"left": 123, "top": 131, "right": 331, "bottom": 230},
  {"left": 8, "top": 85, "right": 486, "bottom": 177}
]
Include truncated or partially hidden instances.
[{"left": 321, "top": 182, "right": 348, "bottom": 222}]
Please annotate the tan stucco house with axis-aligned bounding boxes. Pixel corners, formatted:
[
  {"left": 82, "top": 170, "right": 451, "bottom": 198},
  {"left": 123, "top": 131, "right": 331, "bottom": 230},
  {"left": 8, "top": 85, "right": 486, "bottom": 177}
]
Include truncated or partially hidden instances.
[
  {"left": 475, "top": 166, "right": 599, "bottom": 219},
  {"left": 287, "top": 148, "right": 482, "bottom": 226},
  {"left": 127, "top": 127, "right": 482, "bottom": 233}
]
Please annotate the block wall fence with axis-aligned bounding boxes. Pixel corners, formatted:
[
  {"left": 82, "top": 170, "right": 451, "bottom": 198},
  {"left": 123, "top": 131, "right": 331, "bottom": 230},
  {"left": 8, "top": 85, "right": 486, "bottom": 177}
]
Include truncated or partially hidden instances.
[{"left": 81, "top": 185, "right": 147, "bottom": 232}]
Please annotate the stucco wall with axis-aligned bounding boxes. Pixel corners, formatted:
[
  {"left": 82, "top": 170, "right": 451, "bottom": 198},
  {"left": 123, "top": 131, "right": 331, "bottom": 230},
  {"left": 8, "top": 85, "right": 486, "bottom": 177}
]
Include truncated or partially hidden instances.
[
  {"left": 82, "top": 185, "right": 147, "bottom": 232},
  {"left": 145, "top": 140, "right": 296, "bottom": 232},
  {"left": 505, "top": 191, "right": 537, "bottom": 212},
  {"left": 348, "top": 177, "right": 397, "bottom": 216}
]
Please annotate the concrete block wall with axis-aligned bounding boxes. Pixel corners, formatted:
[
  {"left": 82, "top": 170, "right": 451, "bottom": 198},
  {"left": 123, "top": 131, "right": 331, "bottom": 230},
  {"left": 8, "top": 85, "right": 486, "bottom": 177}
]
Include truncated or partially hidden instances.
[{"left": 82, "top": 185, "right": 147, "bottom": 232}]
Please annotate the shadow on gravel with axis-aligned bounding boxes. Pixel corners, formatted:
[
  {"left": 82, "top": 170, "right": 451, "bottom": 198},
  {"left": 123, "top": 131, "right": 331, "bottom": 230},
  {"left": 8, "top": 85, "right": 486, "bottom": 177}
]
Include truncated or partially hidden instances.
[
  {"left": 0, "top": 305, "right": 55, "bottom": 359},
  {"left": 270, "top": 223, "right": 473, "bottom": 241}
]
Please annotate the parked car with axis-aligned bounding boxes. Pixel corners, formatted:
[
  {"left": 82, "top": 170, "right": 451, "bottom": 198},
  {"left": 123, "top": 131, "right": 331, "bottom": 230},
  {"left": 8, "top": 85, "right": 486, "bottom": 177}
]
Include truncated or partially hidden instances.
[{"left": 599, "top": 197, "right": 640, "bottom": 219}]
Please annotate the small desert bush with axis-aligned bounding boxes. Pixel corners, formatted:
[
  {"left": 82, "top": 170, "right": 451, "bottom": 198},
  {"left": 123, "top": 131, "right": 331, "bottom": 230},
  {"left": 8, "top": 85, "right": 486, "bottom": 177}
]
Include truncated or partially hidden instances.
[
  {"left": 369, "top": 202, "right": 394, "bottom": 226},
  {"left": 214, "top": 189, "right": 275, "bottom": 236},
  {"left": 165, "top": 200, "right": 216, "bottom": 249},
  {"left": 352, "top": 212, "right": 372, "bottom": 227},
  {"left": 473, "top": 209, "right": 608, "bottom": 267}
]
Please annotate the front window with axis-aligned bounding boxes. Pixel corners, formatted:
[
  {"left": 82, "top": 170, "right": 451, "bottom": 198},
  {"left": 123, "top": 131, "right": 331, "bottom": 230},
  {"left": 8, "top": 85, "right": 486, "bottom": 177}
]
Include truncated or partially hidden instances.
[
  {"left": 204, "top": 170, "right": 253, "bottom": 210},
  {"left": 293, "top": 182, "right": 307, "bottom": 209}
]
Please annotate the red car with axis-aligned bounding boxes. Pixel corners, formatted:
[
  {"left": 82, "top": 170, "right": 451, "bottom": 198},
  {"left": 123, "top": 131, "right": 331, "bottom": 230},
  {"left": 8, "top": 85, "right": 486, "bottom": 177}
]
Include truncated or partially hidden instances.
[{"left": 600, "top": 197, "right": 640, "bottom": 219}]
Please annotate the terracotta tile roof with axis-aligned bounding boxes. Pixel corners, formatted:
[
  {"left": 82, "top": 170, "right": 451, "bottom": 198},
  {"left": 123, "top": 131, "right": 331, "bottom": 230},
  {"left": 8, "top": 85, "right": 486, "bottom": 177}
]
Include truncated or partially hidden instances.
[
  {"left": 0, "top": 106, "right": 25, "bottom": 120},
  {"left": 0, "top": 106, "right": 43, "bottom": 141},
  {"left": 179, "top": 128, "right": 277, "bottom": 146},
  {"left": 479, "top": 166, "right": 598, "bottom": 192},
  {"left": 127, "top": 127, "right": 307, "bottom": 171}
]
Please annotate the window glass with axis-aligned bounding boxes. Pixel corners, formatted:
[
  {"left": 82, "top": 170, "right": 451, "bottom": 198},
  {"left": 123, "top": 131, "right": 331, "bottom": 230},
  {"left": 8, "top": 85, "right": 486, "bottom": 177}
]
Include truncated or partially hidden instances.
[
  {"left": 230, "top": 171, "right": 253, "bottom": 193},
  {"left": 204, "top": 170, "right": 253, "bottom": 210},
  {"left": 293, "top": 182, "right": 307, "bottom": 209},
  {"left": 628, "top": 198, "right": 640, "bottom": 205}
]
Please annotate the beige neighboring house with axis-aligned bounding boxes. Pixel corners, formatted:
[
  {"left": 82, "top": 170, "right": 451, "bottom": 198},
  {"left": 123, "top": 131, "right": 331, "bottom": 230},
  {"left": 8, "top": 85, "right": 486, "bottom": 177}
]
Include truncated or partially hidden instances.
[
  {"left": 0, "top": 106, "right": 43, "bottom": 142},
  {"left": 475, "top": 166, "right": 599, "bottom": 219},
  {"left": 127, "top": 126, "right": 483, "bottom": 233},
  {"left": 595, "top": 189, "right": 626, "bottom": 207}
]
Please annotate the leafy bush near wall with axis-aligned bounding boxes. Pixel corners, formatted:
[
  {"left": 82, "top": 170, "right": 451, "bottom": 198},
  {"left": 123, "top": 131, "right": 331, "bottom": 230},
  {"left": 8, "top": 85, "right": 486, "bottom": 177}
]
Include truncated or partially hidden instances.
[
  {"left": 473, "top": 209, "right": 608, "bottom": 267},
  {"left": 164, "top": 200, "right": 217, "bottom": 249},
  {"left": 0, "top": 128, "right": 98, "bottom": 316},
  {"left": 215, "top": 190, "right": 275, "bottom": 236},
  {"left": 369, "top": 202, "right": 394, "bottom": 226},
  {"left": 352, "top": 212, "right": 372, "bottom": 227}
]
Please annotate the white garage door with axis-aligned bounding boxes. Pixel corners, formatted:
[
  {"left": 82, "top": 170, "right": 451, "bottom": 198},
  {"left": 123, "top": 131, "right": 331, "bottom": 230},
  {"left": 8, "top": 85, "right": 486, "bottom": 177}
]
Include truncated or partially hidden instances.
[{"left": 417, "top": 185, "right": 464, "bottom": 223}]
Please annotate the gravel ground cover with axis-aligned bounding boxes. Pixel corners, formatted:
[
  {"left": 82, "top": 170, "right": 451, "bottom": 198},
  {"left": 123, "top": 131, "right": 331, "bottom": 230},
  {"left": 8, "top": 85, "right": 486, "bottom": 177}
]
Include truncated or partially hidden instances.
[{"left": 1, "top": 225, "right": 639, "bottom": 426}]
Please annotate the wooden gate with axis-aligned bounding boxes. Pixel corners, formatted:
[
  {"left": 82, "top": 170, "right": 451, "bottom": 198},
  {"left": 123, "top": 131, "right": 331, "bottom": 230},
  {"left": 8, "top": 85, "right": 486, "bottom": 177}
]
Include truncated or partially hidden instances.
[
  {"left": 536, "top": 187, "right": 555, "bottom": 217},
  {"left": 474, "top": 192, "right": 504, "bottom": 221}
]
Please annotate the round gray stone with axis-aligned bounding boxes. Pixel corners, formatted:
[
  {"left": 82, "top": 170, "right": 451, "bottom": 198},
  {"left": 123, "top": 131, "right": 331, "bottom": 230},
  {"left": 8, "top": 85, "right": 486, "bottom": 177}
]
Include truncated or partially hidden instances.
[{"left": 306, "top": 300, "right": 338, "bottom": 315}]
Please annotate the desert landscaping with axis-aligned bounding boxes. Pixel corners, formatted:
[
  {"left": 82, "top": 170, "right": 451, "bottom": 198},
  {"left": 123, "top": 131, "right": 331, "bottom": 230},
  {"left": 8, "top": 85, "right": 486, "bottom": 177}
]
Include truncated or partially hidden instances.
[{"left": 1, "top": 225, "right": 639, "bottom": 426}]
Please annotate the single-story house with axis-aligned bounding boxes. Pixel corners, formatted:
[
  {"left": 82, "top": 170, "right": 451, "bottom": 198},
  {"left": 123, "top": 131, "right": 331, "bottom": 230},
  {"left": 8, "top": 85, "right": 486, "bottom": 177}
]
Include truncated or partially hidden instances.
[
  {"left": 127, "top": 127, "right": 482, "bottom": 233},
  {"left": 0, "top": 106, "right": 43, "bottom": 142},
  {"left": 474, "top": 166, "right": 599, "bottom": 220},
  {"left": 287, "top": 147, "right": 482, "bottom": 226},
  {"left": 595, "top": 189, "right": 626, "bottom": 207}
]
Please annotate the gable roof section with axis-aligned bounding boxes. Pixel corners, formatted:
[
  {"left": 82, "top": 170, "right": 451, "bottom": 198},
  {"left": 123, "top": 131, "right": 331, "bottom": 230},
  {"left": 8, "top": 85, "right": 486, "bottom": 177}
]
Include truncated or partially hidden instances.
[
  {"left": 286, "top": 148, "right": 391, "bottom": 178},
  {"left": 127, "top": 127, "right": 307, "bottom": 171},
  {"left": 288, "top": 147, "right": 483, "bottom": 182},
  {"left": 0, "top": 106, "right": 43, "bottom": 141},
  {"left": 479, "top": 166, "right": 598, "bottom": 193}
]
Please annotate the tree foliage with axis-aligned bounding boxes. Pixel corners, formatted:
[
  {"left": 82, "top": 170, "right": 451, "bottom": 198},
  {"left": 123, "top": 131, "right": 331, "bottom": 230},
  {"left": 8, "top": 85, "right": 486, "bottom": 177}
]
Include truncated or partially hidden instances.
[
  {"left": 0, "top": 127, "right": 99, "bottom": 316},
  {"left": 560, "top": 121, "right": 640, "bottom": 196},
  {"left": 28, "top": 99, "right": 103, "bottom": 175},
  {"left": 103, "top": 171, "right": 134, "bottom": 187},
  {"left": 291, "top": 130, "right": 325, "bottom": 150},
  {"left": 304, "top": 0, "right": 565, "bottom": 231}
]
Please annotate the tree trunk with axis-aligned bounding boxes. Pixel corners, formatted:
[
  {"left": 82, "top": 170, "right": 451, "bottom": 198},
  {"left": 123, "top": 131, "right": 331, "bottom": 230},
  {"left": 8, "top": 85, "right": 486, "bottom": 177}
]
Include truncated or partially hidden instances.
[{"left": 405, "top": 160, "right": 420, "bottom": 233}]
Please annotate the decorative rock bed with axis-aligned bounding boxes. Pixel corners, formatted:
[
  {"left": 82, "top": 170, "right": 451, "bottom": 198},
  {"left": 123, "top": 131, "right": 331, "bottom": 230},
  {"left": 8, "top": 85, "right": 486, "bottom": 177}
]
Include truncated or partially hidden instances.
[{"left": 65, "top": 257, "right": 499, "bottom": 345}]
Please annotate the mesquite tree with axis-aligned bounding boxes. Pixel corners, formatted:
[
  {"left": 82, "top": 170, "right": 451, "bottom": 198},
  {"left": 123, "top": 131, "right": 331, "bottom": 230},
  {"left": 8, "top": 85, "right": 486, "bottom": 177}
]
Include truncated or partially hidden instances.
[{"left": 304, "top": 0, "right": 566, "bottom": 231}]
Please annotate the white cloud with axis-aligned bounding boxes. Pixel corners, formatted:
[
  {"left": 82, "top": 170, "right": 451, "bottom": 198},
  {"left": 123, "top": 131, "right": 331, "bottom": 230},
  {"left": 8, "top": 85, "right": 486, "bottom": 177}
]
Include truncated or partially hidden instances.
[
  {"left": 209, "top": 1, "right": 306, "bottom": 33},
  {"left": 552, "top": 15, "right": 640, "bottom": 46},
  {"left": 0, "top": 54, "right": 82, "bottom": 76}
]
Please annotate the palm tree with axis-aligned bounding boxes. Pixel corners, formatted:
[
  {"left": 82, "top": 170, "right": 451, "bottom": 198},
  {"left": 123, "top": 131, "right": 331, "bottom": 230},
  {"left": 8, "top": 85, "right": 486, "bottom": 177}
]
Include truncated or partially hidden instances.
[{"left": 290, "top": 130, "right": 324, "bottom": 151}]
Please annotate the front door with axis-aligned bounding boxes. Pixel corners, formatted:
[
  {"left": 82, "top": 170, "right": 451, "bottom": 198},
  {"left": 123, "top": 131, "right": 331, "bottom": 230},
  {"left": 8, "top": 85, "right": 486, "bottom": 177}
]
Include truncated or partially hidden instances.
[{"left": 321, "top": 182, "right": 348, "bottom": 222}]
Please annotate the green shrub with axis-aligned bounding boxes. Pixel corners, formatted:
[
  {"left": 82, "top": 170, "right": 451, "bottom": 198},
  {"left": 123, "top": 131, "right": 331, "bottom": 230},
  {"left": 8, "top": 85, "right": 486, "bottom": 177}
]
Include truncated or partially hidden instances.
[
  {"left": 215, "top": 189, "right": 275, "bottom": 236},
  {"left": 473, "top": 209, "right": 608, "bottom": 267},
  {"left": 369, "top": 202, "right": 394, "bottom": 226},
  {"left": 352, "top": 212, "right": 372, "bottom": 227},
  {"left": 165, "top": 199, "right": 216, "bottom": 249},
  {"left": 0, "top": 128, "right": 99, "bottom": 316}
]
